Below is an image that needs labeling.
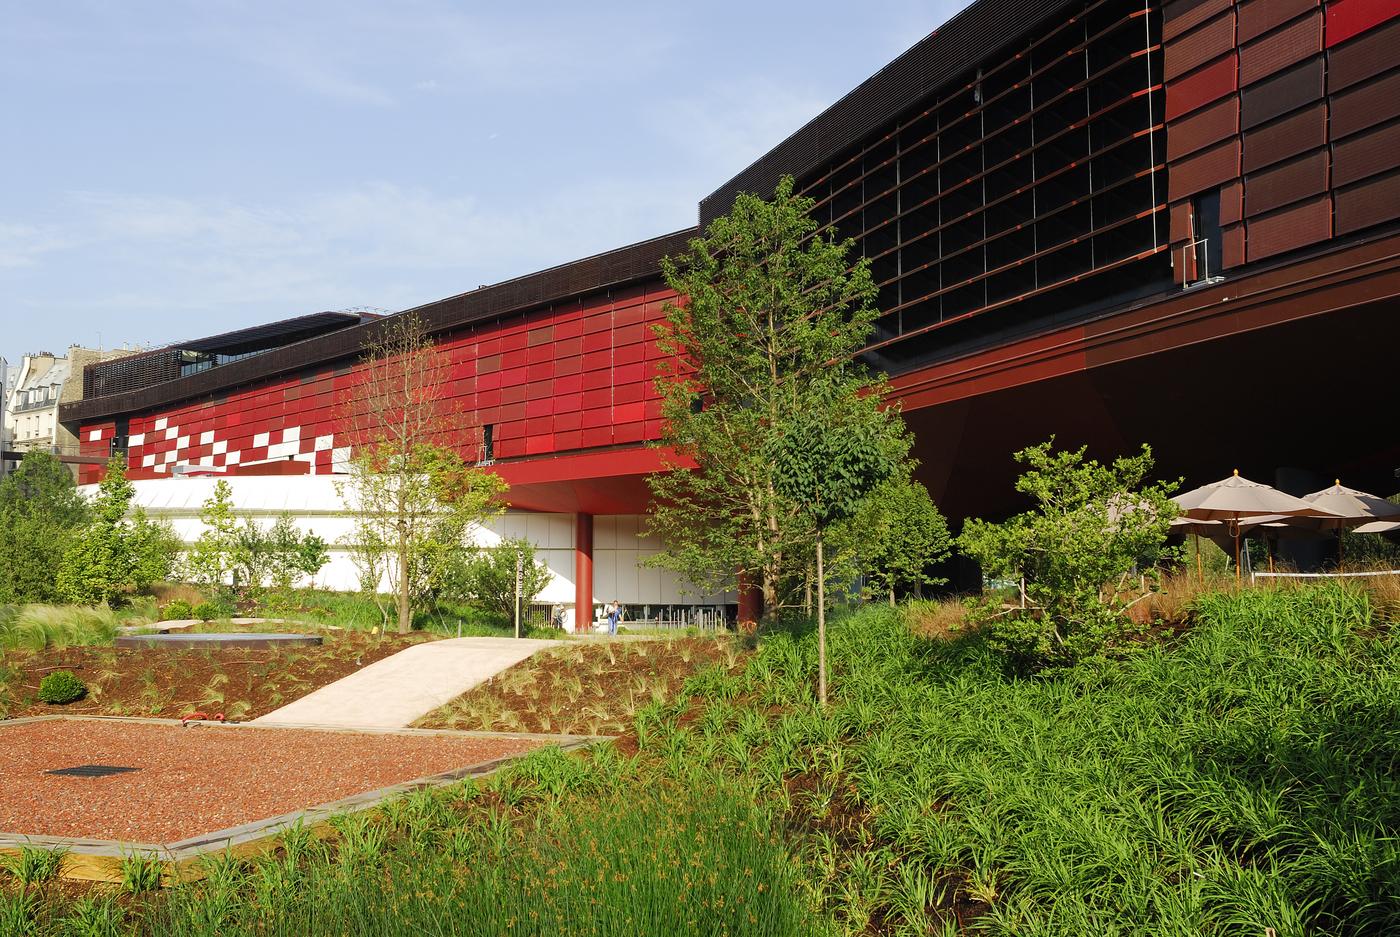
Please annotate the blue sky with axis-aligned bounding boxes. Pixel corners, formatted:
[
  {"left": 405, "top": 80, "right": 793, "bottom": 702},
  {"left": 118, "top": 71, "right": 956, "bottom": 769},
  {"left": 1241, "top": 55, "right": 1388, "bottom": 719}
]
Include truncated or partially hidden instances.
[{"left": 1, "top": 0, "right": 967, "bottom": 367}]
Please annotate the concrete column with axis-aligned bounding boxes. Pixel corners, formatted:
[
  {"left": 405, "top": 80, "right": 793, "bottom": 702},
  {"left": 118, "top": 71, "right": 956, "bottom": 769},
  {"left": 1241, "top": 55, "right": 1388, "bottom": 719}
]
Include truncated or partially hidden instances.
[{"left": 575, "top": 513, "right": 593, "bottom": 633}]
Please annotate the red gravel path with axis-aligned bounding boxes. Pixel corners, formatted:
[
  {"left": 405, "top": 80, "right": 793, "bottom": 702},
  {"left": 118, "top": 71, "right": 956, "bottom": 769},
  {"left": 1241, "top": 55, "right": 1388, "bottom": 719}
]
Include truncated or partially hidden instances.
[{"left": 0, "top": 719, "right": 545, "bottom": 843}]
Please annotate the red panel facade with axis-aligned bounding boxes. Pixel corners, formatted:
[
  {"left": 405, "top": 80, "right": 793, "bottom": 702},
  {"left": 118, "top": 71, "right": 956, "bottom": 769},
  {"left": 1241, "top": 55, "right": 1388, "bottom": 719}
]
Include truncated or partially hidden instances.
[{"left": 80, "top": 280, "right": 680, "bottom": 486}]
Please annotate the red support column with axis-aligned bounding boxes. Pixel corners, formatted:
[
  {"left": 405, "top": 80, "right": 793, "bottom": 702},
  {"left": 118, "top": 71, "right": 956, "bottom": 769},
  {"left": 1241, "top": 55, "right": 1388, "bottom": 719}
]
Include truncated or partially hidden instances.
[{"left": 575, "top": 513, "right": 593, "bottom": 634}]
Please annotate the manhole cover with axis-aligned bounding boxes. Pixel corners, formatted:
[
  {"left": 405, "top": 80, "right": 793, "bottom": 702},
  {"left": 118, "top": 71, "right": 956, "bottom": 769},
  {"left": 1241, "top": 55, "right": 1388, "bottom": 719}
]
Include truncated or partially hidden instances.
[{"left": 45, "top": 765, "right": 139, "bottom": 778}]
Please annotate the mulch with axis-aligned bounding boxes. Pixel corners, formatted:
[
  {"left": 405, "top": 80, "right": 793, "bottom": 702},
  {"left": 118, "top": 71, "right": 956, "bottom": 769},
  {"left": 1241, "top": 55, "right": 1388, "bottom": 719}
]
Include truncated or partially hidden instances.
[
  {"left": 0, "top": 719, "right": 545, "bottom": 843},
  {"left": 1, "top": 631, "right": 430, "bottom": 721}
]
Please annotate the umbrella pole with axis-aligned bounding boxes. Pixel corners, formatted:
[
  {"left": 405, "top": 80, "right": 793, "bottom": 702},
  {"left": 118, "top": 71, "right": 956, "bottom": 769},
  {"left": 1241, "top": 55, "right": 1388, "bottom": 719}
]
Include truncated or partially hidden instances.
[
  {"left": 1267, "top": 534, "right": 1275, "bottom": 574},
  {"left": 1338, "top": 528, "right": 1344, "bottom": 573},
  {"left": 1234, "top": 524, "right": 1241, "bottom": 585}
]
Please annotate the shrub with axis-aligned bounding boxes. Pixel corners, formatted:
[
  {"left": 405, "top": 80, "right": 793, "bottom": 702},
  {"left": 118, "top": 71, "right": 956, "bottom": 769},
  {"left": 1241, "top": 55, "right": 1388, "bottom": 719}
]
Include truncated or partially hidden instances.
[
  {"left": 192, "top": 602, "right": 220, "bottom": 621},
  {"left": 38, "top": 670, "right": 87, "bottom": 704},
  {"left": 163, "top": 599, "right": 193, "bottom": 621},
  {"left": 959, "top": 439, "right": 1179, "bottom": 668}
]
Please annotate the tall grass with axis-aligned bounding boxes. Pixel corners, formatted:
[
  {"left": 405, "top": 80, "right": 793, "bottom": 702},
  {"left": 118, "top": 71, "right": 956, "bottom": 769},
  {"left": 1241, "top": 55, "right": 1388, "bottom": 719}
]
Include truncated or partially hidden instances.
[
  {"left": 16, "top": 583, "right": 1397, "bottom": 936},
  {"left": 0, "top": 751, "right": 815, "bottom": 937},
  {"left": 0, "top": 605, "right": 121, "bottom": 651}
]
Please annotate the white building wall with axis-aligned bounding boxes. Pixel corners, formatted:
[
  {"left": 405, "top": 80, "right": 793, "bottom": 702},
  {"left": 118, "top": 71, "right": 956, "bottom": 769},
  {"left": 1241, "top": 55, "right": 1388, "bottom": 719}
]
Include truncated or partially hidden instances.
[{"left": 88, "top": 476, "right": 733, "bottom": 611}]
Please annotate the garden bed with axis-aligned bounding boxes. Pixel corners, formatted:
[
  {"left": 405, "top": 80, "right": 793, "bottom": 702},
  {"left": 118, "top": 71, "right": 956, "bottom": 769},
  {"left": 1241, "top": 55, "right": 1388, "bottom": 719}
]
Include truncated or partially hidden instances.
[
  {"left": 0, "top": 630, "right": 433, "bottom": 721},
  {"left": 416, "top": 636, "right": 746, "bottom": 735},
  {"left": 0, "top": 717, "right": 554, "bottom": 845}
]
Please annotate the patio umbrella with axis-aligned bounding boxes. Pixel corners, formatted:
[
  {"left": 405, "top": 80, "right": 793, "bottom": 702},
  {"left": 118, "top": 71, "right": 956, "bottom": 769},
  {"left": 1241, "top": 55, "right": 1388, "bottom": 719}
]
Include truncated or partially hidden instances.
[
  {"left": 1303, "top": 481, "right": 1400, "bottom": 568},
  {"left": 1173, "top": 471, "right": 1340, "bottom": 581}
]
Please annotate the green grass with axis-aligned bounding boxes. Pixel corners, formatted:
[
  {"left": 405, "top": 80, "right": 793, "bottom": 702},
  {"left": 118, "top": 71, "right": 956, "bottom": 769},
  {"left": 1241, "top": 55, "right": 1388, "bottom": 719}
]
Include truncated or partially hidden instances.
[
  {"left": 13, "top": 583, "right": 1398, "bottom": 935},
  {"left": 255, "top": 589, "right": 559, "bottom": 639},
  {"left": 0, "top": 605, "right": 123, "bottom": 651}
]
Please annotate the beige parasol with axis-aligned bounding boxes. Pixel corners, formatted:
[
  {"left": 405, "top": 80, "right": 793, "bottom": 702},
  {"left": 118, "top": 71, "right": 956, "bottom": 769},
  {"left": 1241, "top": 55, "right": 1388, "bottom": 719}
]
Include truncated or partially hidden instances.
[
  {"left": 1303, "top": 481, "right": 1400, "bottom": 568},
  {"left": 1173, "top": 471, "right": 1340, "bottom": 581}
]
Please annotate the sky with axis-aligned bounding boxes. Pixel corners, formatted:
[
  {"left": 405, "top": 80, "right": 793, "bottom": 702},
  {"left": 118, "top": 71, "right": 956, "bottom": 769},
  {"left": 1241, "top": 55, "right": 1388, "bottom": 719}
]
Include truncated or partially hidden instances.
[{"left": 1, "top": 0, "right": 968, "bottom": 369}]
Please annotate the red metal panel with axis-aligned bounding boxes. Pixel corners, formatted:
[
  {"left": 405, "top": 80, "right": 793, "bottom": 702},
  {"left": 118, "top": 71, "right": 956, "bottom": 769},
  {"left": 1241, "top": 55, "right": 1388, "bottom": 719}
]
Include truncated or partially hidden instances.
[
  {"left": 1167, "top": 96, "right": 1240, "bottom": 160},
  {"left": 1165, "top": 12, "right": 1237, "bottom": 82},
  {"left": 1239, "top": 12, "right": 1322, "bottom": 86},
  {"left": 1168, "top": 138, "right": 1241, "bottom": 201},
  {"left": 1221, "top": 179, "right": 1245, "bottom": 224},
  {"left": 1164, "top": 0, "right": 1233, "bottom": 42},
  {"left": 1241, "top": 57, "right": 1325, "bottom": 129},
  {"left": 1245, "top": 149, "right": 1330, "bottom": 215},
  {"left": 1240, "top": 0, "right": 1318, "bottom": 44},
  {"left": 1327, "top": 0, "right": 1400, "bottom": 47},
  {"left": 1166, "top": 55, "right": 1238, "bottom": 121},
  {"left": 1331, "top": 69, "right": 1400, "bottom": 138},
  {"left": 1334, "top": 169, "right": 1400, "bottom": 232},
  {"left": 1242, "top": 102, "right": 1327, "bottom": 172},
  {"left": 1328, "top": 17, "right": 1400, "bottom": 90},
  {"left": 1246, "top": 194, "right": 1332, "bottom": 259},
  {"left": 1222, "top": 221, "right": 1246, "bottom": 267},
  {"left": 1332, "top": 119, "right": 1400, "bottom": 186}
]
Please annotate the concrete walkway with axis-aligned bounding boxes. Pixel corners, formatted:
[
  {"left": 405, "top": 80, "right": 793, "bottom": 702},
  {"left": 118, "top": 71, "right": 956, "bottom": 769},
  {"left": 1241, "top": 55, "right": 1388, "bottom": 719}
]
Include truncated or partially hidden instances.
[{"left": 252, "top": 637, "right": 561, "bottom": 729}]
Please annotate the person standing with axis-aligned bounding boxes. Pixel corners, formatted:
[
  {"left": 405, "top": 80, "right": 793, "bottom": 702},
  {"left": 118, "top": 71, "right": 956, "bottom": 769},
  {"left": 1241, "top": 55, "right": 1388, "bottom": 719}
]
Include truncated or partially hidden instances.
[{"left": 607, "top": 599, "right": 620, "bottom": 635}]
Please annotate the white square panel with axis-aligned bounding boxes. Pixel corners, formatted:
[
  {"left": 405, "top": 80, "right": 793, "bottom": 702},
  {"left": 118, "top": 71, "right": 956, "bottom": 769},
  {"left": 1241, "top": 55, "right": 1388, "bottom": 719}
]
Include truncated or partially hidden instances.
[
  {"left": 128, "top": 433, "right": 145, "bottom": 447},
  {"left": 253, "top": 432, "right": 270, "bottom": 448},
  {"left": 226, "top": 451, "right": 242, "bottom": 465},
  {"left": 199, "top": 431, "right": 214, "bottom": 445},
  {"left": 154, "top": 417, "right": 168, "bottom": 431},
  {"left": 86, "top": 429, "right": 101, "bottom": 442},
  {"left": 212, "top": 440, "right": 228, "bottom": 455},
  {"left": 176, "top": 436, "right": 190, "bottom": 450}
]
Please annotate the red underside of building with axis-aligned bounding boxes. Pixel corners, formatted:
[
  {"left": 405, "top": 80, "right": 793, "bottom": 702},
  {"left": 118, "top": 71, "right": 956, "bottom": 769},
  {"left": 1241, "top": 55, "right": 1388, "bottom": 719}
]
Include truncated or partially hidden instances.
[{"left": 61, "top": 0, "right": 1400, "bottom": 615}]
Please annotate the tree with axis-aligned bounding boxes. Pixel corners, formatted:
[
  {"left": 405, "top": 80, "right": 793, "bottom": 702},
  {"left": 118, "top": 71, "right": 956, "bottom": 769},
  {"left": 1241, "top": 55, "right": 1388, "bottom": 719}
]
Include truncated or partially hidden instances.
[
  {"left": 185, "top": 480, "right": 239, "bottom": 594},
  {"left": 126, "top": 508, "right": 181, "bottom": 593},
  {"left": 837, "top": 475, "right": 952, "bottom": 605},
  {"left": 232, "top": 514, "right": 329, "bottom": 595},
  {"left": 0, "top": 451, "right": 90, "bottom": 604},
  {"left": 769, "top": 384, "right": 904, "bottom": 704},
  {"left": 645, "top": 176, "right": 887, "bottom": 617},
  {"left": 442, "top": 537, "right": 553, "bottom": 623},
  {"left": 56, "top": 455, "right": 138, "bottom": 606},
  {"left": 336, "top": 311, "right": 507, "bottom": 634},
  {"left": 958, "top": 440, "right": 1180, "bottom": 668}
]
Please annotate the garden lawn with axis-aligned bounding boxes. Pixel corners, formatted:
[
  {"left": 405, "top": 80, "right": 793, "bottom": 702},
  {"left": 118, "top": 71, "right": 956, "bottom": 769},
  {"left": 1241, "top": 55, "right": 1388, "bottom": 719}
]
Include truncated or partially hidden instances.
[{"left": 6, "top": 584, "right": 1398, "bottom": 936}]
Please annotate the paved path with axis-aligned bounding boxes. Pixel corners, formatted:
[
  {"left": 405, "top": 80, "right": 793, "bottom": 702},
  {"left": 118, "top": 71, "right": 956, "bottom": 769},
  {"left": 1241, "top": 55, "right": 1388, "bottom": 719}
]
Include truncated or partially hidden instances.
[{"left": 252, "top": 637, "right": 561, "bottom": 729}]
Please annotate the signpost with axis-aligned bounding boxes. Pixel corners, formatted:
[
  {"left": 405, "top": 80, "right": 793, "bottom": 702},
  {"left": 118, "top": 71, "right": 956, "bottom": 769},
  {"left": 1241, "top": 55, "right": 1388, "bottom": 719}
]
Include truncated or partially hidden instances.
[{"left": 513, "top": 549, "right": 523, "bottom": 639}]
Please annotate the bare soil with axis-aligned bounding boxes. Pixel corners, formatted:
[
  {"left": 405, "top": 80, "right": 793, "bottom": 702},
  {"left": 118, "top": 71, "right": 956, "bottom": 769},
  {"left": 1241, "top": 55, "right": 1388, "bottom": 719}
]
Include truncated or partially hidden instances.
[
  {"left": 0, "top": 631, "right": 434, "bottom": 722},
  {"left": 0, "top": 718, "right": 545, "bottom": 842}
]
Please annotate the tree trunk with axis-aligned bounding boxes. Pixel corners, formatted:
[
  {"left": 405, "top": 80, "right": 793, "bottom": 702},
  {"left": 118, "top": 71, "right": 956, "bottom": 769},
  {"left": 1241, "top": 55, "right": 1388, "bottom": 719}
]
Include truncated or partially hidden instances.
[
  {"left": 817, "top": 532, "right": 827, "bottom": 707},
  {"left": 889, "top": 584, "right": 895, "bottom": 607},
  {"left": 397, "top": 543, "right": 412, "bottom": 635}
]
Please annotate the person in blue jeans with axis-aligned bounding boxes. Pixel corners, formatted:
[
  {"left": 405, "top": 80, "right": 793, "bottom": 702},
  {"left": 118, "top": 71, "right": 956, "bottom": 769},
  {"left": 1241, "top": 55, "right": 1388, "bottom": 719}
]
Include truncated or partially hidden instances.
[{"left": 607, "top": 600, "right": 621, "bottom": 635}]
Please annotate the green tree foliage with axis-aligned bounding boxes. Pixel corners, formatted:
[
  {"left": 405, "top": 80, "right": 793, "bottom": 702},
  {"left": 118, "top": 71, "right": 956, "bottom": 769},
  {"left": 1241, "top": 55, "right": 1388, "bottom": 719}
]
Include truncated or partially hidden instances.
[
  {"left": 442, "top": 537, "right": 553, "bottom": 622},
  {"left": 127, "top": 508, "right": 181, "bottom": 593},
  {"left": 184, "top": 479, "right": 239, "bottom": 593},
  {"left": 56, "top": 455, "right": 172, "bottom": 607},
  {"left": 835, "top": 475, "right": 952, "bottom": 605},
  {"left": 958, "top": 440, "right": 1179, "bottom": 668},
  {"left": 0, "top": 451, "right": 90, "bottom": 603},
  {"left": 769, "top": 384, "right": 905, "bottom": 702},
  {"left": 233, "top": 514, "right": 330, "bottom": 594},
  {"left": 339, "top": 442, "right": 506, "bottom": 633},
  {"left": 646, "top": 176, "right": 889, "bottom": 616}
]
